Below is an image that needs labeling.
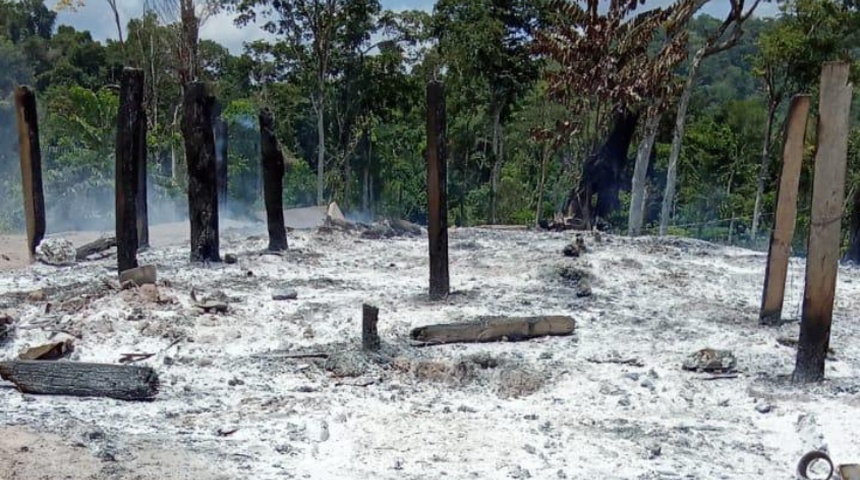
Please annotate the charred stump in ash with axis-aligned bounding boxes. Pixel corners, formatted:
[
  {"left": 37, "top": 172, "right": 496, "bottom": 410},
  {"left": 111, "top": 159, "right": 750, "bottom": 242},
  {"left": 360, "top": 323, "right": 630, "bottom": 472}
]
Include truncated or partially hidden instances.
[
  {"left": 362, "top": 304, "right": 380, "bottom": 352},
  {"left": 182, "top": 82, "right": 220, "bottom": 263},
  {"left": 14, "top": 86, "right": 46, "bottom": 260},
  {"left": 564, "top": 109, "right": 639, "bottom": 230},
  {"left": 115, "top": 69, "right": 145, "bottom": 273},
  {"left": 259, "top": 108, "right": 288, "bottom": 252}
]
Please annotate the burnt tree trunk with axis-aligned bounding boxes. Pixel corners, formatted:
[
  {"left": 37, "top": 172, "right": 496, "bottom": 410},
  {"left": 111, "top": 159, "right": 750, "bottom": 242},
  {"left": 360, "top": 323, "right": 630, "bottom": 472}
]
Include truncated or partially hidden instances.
[
  {"left": 259, "top": 108, "right": 287, "bottom": 252},
  {"left": 426, "top": 81, "right": 450, "bottom": 300},
  {"left": 14, "top": 86, "right": 45, "bottom": 259},
  {"left": 182, "top": 82, "right": 220, "bottom": 262},
  {"left": 569, "top": 109, "right": 639, "bottom": 229},
  {"left": 115, "top": 69, "right": 144, "bottom": 273}
]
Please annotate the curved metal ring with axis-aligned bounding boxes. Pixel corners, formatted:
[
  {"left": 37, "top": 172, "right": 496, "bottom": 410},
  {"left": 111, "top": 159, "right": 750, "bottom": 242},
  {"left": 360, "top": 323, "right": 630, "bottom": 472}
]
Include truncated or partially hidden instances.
[{"left": 797, "top": 450, "right": 834, "bottom": 480}]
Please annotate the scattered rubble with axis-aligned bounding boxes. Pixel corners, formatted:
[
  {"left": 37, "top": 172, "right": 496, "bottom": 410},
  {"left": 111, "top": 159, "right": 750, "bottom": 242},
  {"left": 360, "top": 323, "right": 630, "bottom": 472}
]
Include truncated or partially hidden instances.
[
  {"left": 562, "top": 235, "right": 587, "bottom": 257},
  {"left": 19, "top": 338, "right": 74, "bottom": 360},
  {"left": 35, "top": 238, "right": 76, "bottom": 266}
]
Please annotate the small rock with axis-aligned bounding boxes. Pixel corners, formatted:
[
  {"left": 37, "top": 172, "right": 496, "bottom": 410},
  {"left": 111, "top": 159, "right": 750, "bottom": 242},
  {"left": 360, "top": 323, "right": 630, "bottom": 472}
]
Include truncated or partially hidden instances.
[
  {"left": 618, "top": 396, "right": 632, "bottom": 407},
  {"left": 557, "top": 470, "right": 568, "bottom": 479},
  {"left": 523, "top": 444, "right": 537, "bottom": 455},
  {"left": 682, "top": 348, "right": 737, "bottom": 373},
  {"left": 510, "top": 466, "right": 532, "bottom": 479},
  {"left": 755, "top": 403, "right": 774, "bottom": 414},
  {"left": 647, "top": 443, "right": 662, "bottom": 459},
  {"left": 227, "top": 377, "right": 245, "bottom": 387},
  {"left": 562, "top": 243, "right": 581, "bottom": 257},
  {"left": 576, "top": 278, "right": 593, "bottom": 297},
  {"left": 640, "top": 378, "right": 655, "bottom": 390},
  {"left": 623, "top": 372, "right": 641, "bottom": 381},
  {"left": 224, "top": 253, "right": 238, "bottom": 264},
  {"left": 272, "top": 289, "right": 298, "bottom": 301},
  {"left": 27, "top": 290, "right": 46, "bottom": 302},
  {"left": 457, "top": 405, "right": 477, "bottom": 413},
  {"left": 319, "top": 421, "right": 329, "bottom": 442},
  {"left": 393, "top": 458, "right": 404, "bottom": 470}
]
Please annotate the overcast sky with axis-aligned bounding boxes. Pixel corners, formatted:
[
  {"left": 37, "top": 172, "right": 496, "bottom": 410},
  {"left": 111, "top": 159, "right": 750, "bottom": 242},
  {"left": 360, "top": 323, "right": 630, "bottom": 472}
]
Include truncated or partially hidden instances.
[{"left": 45, "top": 0, "right": 778, "bottom": 54}]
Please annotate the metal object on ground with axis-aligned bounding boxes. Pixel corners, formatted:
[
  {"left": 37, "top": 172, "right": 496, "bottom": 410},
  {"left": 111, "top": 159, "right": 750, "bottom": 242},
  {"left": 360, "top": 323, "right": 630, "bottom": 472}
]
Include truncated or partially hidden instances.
[{"left": 797, "top": 450, "right": 834, "bottom": 480}]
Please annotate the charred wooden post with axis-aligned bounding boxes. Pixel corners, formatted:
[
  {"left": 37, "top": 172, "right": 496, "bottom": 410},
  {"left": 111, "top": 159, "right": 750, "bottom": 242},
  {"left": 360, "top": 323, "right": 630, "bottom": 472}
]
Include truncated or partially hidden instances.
[
  {"left": 259, "top": 108, "right": 288, "bottom": 251},
  {"left": 794, "top": 62, "right": 853, "bottom": 383},
  {"left": 362, "top": 304, "right": 380, "bottom": 352},
  {"left": 426, "top": 80, "right": 450, "bottom": 300},
  {"left": 14, "top": 86, "right": 46, "bottom": 259},
  {"left": 137, "top": 109, "right": 150, "bottom": 250},
  {"left": 115, "top": 68, "right": 144, "bottom": 273},
  {"left": 0, "top": 360, "right": 159, "bottom": 401},
  {"left": 182, "top": 82, "right": 220, "bottom": 262},
  {"left": 760, "top": 95, "right": 811, "bottom": 325}
]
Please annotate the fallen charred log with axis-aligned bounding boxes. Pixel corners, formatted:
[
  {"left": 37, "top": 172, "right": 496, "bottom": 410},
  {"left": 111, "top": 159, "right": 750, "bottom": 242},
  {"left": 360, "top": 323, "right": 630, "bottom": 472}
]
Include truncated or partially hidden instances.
[
  {"left": 0, "top": 360, "right": 159, "bottom": 401},
  {"left": 75, "top": 236, "right": 117, "bottom": 261},
  {"left": 410, "top": 316, "right": 575, "bottom": 346}
]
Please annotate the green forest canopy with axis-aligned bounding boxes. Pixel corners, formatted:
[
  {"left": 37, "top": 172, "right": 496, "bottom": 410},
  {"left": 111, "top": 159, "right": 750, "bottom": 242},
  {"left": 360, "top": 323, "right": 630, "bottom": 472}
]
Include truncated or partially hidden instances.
[{"left": 0, "top": 0, "right": 859, "bottom": 254}]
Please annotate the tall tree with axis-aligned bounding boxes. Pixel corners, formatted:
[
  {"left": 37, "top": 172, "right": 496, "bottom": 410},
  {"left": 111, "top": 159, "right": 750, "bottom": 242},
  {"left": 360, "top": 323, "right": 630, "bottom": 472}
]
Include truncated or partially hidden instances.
[
  {"left": 231, "top": 0, "right": 381, "bottom": 206},
  {"left": 434, "top": 0, "right": 539, "bottom": 223},
  {"left": 535, "top": 0, "right": 694, "bottom": 229},
  {"left": 659, "top": 0, "right": 762, "bottom": 236}
]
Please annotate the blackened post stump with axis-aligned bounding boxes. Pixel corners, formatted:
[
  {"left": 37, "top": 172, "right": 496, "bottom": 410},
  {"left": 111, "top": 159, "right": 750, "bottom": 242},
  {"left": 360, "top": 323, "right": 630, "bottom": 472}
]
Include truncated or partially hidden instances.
[
  {"left": 362, "top": 304, "right": 380, "bottom": 352},
  {"left": 259, "top": 108, "right": 288, "bottom": 251},
  {"left": 14, "top": 86, "right": 46, "bottom": 259},
  {"left": 182, "top": 82, "right": 221, "bottom": 262},
  {"left": 115, "top": 69, "right": 145, "bottom": 273},
  {"left": 426, "top": 80, "right": 450, "bottom": 300},
  {"left": 794, "top": 62, "right": 853, "bottom": 383}
]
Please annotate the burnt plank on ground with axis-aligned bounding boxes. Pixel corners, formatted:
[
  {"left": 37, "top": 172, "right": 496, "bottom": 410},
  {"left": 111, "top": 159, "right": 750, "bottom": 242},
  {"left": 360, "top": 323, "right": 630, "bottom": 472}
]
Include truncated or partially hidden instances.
[{"left": 0, "top": 360, "right": 159, "bottom": 401}]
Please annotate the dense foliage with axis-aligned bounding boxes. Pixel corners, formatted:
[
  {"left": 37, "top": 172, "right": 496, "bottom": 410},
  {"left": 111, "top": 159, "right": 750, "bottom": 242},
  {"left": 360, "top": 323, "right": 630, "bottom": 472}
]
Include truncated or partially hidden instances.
[{"left": 1, "top": 0, "right": 859, "bottom": 253}]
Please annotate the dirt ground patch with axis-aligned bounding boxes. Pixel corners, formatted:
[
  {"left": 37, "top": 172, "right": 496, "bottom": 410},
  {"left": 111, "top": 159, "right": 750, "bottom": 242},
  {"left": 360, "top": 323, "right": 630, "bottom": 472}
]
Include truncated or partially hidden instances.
[{"left": 0, "top": 426, "right": 225, "bottom": 480}]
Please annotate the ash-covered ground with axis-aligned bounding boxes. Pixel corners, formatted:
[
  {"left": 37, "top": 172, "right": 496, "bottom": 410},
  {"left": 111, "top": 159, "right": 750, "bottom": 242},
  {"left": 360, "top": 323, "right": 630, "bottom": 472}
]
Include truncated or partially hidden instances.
[{"left": 1, "top": 224, "right": 859, "bottom": 479}]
